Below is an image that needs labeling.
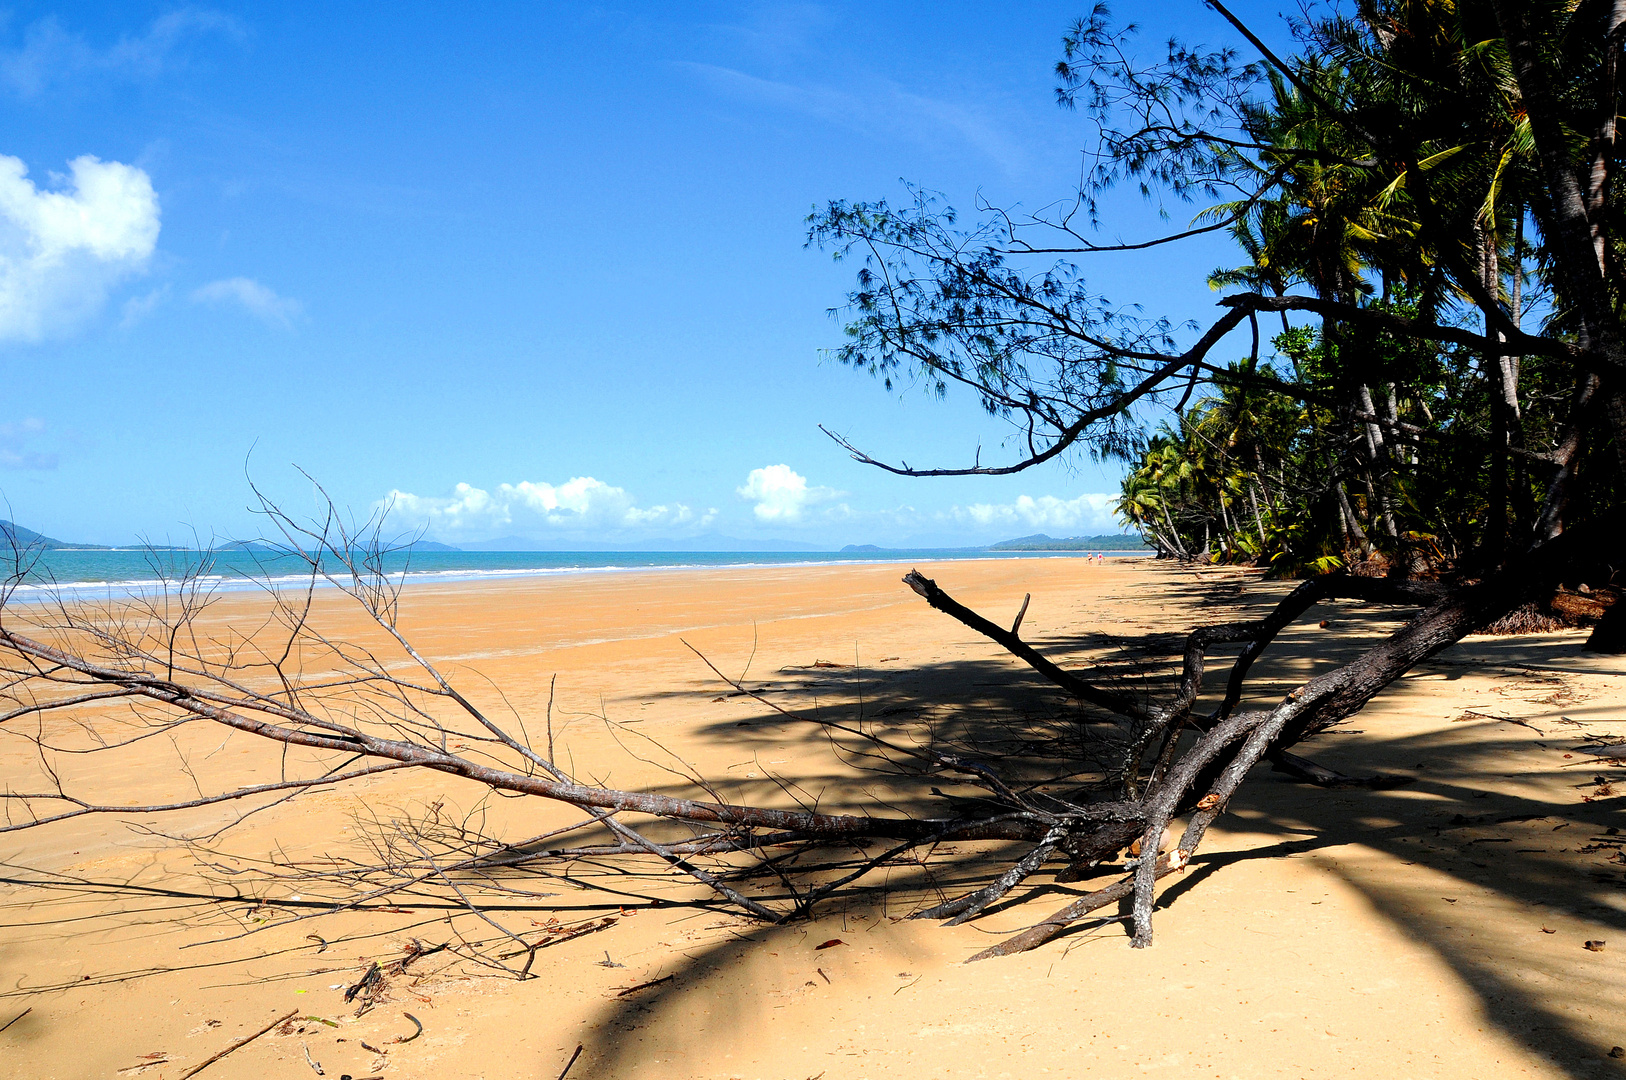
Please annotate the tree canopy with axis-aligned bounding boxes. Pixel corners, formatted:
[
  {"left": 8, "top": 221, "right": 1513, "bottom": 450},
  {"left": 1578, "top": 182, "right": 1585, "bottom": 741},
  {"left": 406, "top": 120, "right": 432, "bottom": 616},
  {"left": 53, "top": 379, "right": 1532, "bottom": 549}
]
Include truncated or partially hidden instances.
[{"left": 810, "top": 0, "right": 1624, "bottom": 631}]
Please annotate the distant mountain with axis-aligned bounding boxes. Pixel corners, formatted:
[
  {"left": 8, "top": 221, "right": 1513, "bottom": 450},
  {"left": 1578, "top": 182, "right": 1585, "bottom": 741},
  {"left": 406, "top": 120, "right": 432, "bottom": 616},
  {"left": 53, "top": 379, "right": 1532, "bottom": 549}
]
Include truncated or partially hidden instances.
[
  {"left": 211, "top": 539, "right": 462, "bottom": 554},
  {"left": 0, "top": 520, "right": 110, "bottom": 550},
  {"left": 456, "top": 534, "right": 827, "bottom": 552},
  {"left": 0, "top": 524, "right": 463, "bottom": 554},
  {"left": 989, "top": 533, "right": 1148, "bottom": 551}
]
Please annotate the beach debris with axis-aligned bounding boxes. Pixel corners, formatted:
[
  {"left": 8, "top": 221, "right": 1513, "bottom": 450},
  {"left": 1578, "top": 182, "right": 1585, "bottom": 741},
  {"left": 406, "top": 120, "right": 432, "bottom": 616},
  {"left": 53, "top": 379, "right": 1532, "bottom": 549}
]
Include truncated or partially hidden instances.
[
  {"left": 393, "top": 1013, "right": 423, "bottom": 1043},
  {"left": 0, "top": 1007, "right": 31, "bottom": 1034},
  {"left": 614, "top": 975, "right": 674, "bottom": 997},
  {"left": 343, "top": 962, "right": 382, "bottom": 1003},
  {"left": 557, "top": 1044, "right": 585, "bottom": 1080},
  {"left": 386, "top": 938, "right": 447, "bottom": 976},
  {"left": 178, "top": 1008, "right": 299, "bottom": 1079},
  {"left": 306, "top": 934, "right": 328, "bottom": 954},
  {"left": 1453, "top": 709, "right": 1545, "bottom": 734},
  {"left": 1584, "top": 939, "right": 1606, "bottom": 951},
  {"left": 301, "top": 1042, "right": 324, "bottom": 1074},
  {"left": 597, "top": 949, "right": 625, "bottom": 968},
  {"left": 1541, "top": 927, "right": 1557, "bottom": 933},
  {"left": 816, "top": 968, "right": 830, "bottom": 983},
  {"left": 1010, "top": 592, "right": 1032, "bottom": 636},
  {"left": 811, "top": 660, "right": 847, "bottom": 668},
  {"left": 814, "top": 938, "right": 845, "bottom": 950},
  {"left": 502, "top": 917, "right": 619, "bottom": 967},
  {"left": 1609, "top": 1046, "right": 1624, "bottom": 1059}
]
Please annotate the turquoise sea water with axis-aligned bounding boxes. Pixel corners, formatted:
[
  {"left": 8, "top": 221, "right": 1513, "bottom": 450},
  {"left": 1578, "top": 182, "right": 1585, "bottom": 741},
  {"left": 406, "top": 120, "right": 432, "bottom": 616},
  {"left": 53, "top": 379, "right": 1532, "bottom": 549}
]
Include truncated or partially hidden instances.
[{"left": 6, "top": 547, "right": 1140, "bottom": 600}]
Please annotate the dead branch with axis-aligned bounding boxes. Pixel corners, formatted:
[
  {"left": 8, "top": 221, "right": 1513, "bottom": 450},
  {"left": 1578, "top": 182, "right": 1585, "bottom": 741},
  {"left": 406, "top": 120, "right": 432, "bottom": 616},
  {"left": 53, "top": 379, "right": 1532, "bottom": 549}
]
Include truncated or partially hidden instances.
[
  {"left": 0, "top": 490, "right": 1598, "bottom": 971},
  {"left": 178, "top": 1008, "right": 299, "bottom": 1079}
]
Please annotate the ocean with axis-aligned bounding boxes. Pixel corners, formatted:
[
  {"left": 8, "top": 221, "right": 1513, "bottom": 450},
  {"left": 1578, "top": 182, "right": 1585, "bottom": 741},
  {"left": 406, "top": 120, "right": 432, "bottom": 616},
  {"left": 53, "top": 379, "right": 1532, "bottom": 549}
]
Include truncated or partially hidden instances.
[{"left": 5, "top": 546, "right": 1140, "bottom": 600}]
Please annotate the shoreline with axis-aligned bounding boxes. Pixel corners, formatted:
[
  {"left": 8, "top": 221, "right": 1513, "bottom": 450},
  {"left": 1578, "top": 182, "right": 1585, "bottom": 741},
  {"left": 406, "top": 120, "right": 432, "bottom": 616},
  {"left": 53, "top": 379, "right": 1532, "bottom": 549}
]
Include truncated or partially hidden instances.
[{"left": 4, "top": 548, "right": 1149, "bottom": 601}]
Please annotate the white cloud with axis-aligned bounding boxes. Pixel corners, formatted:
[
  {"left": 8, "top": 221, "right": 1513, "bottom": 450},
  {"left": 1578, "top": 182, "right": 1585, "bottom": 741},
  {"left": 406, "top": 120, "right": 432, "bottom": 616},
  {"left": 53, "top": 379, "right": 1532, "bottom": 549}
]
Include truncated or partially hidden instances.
[
  {"left": 384, "top": 477, "right": 710, "bottom": 540},
  {"left": 947, "top": 493, "right": 1121, "bottom": 535},
  {"left": 736, "top": 464, "right": 842, "bottom": 522},
  {"left": 0, "top": 417, "right": 58, "bottom": 469},
  {"left": 0, "top": 153, "right": 160, "bottom": 341},
  {"left": 119, "top": 284, "right": 169, "bottom": 328},
  {"left": 191, "top": 277, "right": 301, "bottom": 328},
  {"left": 0, "top": 11, "right": 245, "bottom": 97}
]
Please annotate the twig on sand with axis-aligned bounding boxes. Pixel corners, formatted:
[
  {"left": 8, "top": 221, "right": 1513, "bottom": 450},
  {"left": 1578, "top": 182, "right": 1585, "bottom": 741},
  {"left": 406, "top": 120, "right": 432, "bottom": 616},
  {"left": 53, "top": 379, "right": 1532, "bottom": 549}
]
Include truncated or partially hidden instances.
[
  {"left": 344, "top": 962, "right": 381, "bottom": 1002},
  {"left": 557, "top": 1044, "right": 585, "bottom": 1080},
  {"left": 301, "top": 1042, "right": 324, "bottom": 1075},
  {"left": 614, "top": 974, "right": 674, "bottom": 997},
  {"left": 0, "top": 1007, "right": 30, "bottom": 1034},
  {"left": 1455, "top": 709, "right": 1546, "bottom": 735},
  {"left": 178, "top": 1008, "right": 299, "bottom": 1079},
  {"left": 393, "top": 1012, "right": 423, "bottom": 1043}
]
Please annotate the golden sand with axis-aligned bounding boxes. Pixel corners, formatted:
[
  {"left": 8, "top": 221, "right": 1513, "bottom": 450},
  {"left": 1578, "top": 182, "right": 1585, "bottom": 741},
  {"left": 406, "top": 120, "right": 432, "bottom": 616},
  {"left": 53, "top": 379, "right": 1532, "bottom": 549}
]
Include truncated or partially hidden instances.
[{"left": 1, "top": 557, "right": 1622, "bottom": 1078}]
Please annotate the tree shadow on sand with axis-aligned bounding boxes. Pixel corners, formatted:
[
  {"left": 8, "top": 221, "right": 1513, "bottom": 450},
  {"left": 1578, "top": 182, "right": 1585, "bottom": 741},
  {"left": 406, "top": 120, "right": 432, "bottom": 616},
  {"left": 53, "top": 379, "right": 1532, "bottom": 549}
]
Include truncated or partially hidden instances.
[
  {"left": 561, "top": 619, "right": 1624, "bottom": 1079},
  {"left": 1, "top": 572, "right": 1620, "bottom": 1077}
]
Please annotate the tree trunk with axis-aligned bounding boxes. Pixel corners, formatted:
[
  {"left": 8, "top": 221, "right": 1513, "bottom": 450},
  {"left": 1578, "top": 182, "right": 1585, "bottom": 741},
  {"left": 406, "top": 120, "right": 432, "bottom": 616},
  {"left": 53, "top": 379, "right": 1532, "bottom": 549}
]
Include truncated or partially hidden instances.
[{"left": 1587, "top": 599, "right": 1626, "bottom": 653}]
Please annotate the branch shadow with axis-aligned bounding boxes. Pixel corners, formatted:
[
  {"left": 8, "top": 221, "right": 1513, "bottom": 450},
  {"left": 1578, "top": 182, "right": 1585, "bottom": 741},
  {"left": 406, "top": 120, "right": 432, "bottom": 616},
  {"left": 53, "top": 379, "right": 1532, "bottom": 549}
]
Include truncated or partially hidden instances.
[{"left": 554, "top": 583, "right": 1625, "bottom": 1078}]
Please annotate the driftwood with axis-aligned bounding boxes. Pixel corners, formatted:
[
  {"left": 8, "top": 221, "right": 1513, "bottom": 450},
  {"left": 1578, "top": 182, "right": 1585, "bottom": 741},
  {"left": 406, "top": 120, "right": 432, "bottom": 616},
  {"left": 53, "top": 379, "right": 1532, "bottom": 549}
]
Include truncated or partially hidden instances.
[{"left": 0, "top": 486, "right": 1601, "bottom": 966}]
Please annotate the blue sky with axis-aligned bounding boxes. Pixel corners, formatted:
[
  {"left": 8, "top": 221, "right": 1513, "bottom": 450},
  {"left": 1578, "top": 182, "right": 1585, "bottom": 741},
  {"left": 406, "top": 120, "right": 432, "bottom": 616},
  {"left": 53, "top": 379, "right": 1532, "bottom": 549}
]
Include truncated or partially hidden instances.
[{"left": 0, "top": 2, "right": 1286, "bottom": 549}]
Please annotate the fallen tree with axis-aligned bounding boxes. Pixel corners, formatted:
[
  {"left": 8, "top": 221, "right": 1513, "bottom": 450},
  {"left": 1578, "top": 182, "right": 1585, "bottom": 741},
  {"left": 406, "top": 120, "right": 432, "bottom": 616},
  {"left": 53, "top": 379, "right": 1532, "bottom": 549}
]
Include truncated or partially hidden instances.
[
  {"left": 0, "top": 489, "right": 1607, "bottom": 965},
  {"left": 2, "top": 0, "right": 1622, "bottom": 966}
]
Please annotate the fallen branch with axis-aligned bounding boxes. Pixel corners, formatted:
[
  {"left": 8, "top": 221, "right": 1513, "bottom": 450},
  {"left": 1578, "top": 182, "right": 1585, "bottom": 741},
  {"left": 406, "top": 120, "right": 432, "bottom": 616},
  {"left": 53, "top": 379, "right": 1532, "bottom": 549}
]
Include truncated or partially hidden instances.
[{"left": 178, "top": 1008, "right": 299, "bottom": 1079}]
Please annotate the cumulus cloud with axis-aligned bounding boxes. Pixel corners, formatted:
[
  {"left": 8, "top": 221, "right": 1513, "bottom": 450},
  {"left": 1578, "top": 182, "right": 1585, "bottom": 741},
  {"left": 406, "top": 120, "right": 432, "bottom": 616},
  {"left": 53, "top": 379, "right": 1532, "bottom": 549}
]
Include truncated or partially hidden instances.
[
  {"left": 384, "top": 477, "right": 710, "bottom": 540},
  {"left": 736, "top": 464, "right": 843, "bottom": 522},
  {"left": 191, "top": 277, "right": 301, "bottom": 328},
  {"left": 0, "top": 11, "right": 245, "bottom": 98},
  {"left": 948, "top": 493, "right": 1120, "bottom": 535},
  {"left": 0, "top": 153, "right": 159, "bottom": 341},
  {"left": 0, "top": 417, "right": 58, "bottom": 470}
]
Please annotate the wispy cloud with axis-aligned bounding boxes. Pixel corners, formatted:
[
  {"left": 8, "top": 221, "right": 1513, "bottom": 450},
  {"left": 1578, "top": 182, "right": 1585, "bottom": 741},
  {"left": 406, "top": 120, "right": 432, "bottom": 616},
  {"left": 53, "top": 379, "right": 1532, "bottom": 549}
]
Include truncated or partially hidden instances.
[
  {"left": 383, "top": 477, "right": 713, "bottom": 541},
  {"left": 0, "top": 10, "right": 245, "bottom": 98},
  {"left": 0, "top": 153, "right": 160, "bottom": 342},
  {"left": 119, "top": 284, "right": 170, "bottom": 328},
  {"left": 679, "top": 62, "right": 1028, "bottom": 171},
  {"left": 0, "top": 417, "right": 58, "bottom": 470},
  {"left": 190, "top": 277, "right": 301, "bottom": 328},
  {"left": 736, "top": 464, "right": 842, "bottom": 522}
]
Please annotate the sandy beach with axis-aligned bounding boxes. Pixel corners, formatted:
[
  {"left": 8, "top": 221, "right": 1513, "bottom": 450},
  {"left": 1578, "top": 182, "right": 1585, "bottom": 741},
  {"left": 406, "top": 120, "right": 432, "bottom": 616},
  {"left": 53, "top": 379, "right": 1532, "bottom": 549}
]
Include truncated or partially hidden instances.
[{"left": 1, "top": 556, "right": 1623, "bottom": 1079}]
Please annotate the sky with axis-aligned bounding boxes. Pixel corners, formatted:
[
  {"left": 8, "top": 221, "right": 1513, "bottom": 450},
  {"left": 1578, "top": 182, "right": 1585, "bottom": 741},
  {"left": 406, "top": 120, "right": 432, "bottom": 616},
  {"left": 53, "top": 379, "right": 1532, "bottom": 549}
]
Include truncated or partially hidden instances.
[{"left": 0, "top": 2, "right": 1291, "bottom": 549}]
